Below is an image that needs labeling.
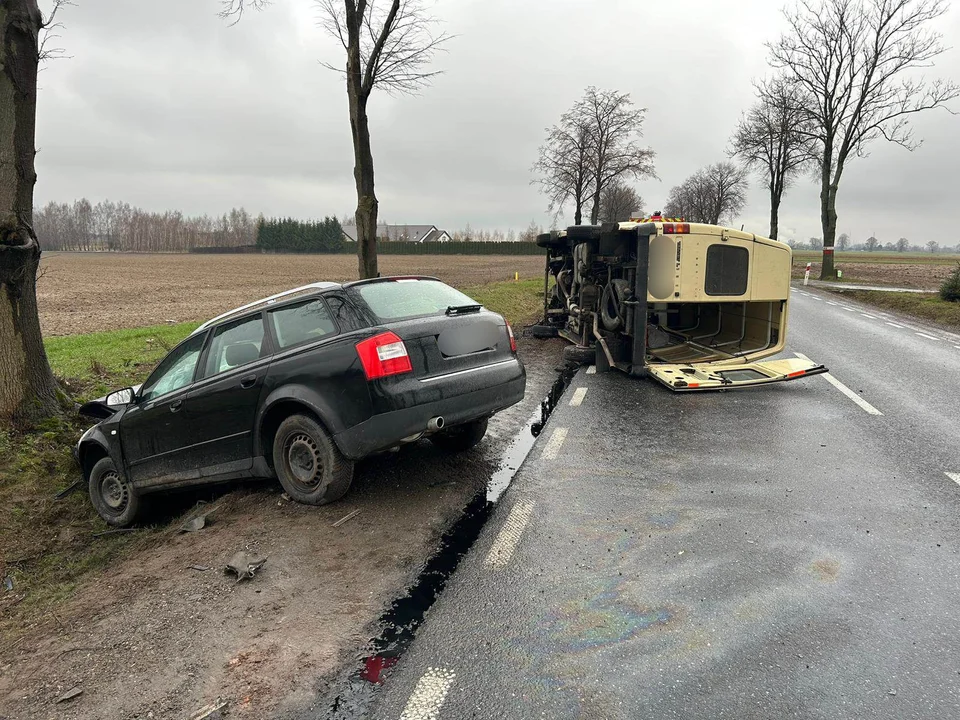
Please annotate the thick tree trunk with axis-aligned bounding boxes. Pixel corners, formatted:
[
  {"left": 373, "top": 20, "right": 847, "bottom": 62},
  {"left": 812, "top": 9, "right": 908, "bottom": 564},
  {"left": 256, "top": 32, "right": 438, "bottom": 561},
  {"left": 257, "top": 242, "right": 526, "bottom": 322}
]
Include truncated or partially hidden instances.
[
  {"left": 769, "top": 189, "right": 780, "bottom": 240},
  {"left": 347, "top": 88, "right": 378, "bottom": 279},
  {"left": 0, "top": 0, "right": 62, "bottom": 423},
  {"left": 819, "top": 180, "right": 839, "bottom": 280},
  {"left": 589, "top": 190, "right": 600, "bottom": 225}
]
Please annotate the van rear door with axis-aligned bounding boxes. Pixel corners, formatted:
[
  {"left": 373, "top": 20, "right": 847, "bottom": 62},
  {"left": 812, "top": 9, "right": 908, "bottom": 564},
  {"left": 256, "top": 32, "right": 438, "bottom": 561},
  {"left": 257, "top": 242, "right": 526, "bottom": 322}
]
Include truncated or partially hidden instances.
[{"left": 647, "top": 357, "right": 826, "bottom": 391}]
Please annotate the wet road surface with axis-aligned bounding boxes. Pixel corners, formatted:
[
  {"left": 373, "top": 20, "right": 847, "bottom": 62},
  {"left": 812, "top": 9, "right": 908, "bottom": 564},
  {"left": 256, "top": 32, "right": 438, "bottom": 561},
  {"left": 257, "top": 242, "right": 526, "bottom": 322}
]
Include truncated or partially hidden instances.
[{"left": 366, "top": 288, "right": 960, "bottom": 720}]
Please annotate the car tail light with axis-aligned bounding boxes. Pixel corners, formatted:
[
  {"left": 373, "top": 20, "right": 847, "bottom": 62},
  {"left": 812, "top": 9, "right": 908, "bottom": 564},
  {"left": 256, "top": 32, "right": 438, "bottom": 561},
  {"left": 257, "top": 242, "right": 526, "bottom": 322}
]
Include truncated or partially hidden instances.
[
  {"left": 506, "top": 322, "right": 517, "bottom": 353},
  {"left": 356, "top": 332, "right": 413, "bottom": 380}
]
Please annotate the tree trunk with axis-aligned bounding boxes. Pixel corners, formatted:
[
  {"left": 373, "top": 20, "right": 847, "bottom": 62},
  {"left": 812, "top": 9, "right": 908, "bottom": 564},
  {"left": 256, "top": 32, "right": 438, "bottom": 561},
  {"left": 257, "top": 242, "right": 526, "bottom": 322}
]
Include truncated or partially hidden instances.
[
  {"left": 769, "top": 189, "right": 780, "bottom": 240},
  {"left": 574, "top": 202, "right": 582, "bottom": 226},
  {"left": 346, "top": 60, "right": 377, "bottom": 279},
  {"left": 589, "top": 188, "right": 601, "bottom": 225},
  {"left": 819, "top": 180, "right": 838, "bottom": 280},
  {"left": 0, "top": 0, "right": 62, "bottom": 423}
]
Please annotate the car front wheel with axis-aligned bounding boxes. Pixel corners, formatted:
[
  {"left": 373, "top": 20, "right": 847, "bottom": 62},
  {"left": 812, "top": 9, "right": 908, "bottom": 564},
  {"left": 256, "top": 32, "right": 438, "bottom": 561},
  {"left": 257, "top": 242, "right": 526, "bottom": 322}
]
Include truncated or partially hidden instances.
[
  {"left": 273, "top": 414, "right": 354, "bottom": 505},
  {"left": 430, "top": 416, "right": 489, "bottom": 452},
  {"left": 88, "top": 457, "right": 141, "bottom": 527}
]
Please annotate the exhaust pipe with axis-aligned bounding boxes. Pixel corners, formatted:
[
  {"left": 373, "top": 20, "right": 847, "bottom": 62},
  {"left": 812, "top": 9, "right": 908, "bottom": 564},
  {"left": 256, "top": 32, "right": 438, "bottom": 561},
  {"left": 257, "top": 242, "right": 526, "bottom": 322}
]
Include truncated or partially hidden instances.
[{"left": 427, "top": 416, "right": 445, "bottom": 432}]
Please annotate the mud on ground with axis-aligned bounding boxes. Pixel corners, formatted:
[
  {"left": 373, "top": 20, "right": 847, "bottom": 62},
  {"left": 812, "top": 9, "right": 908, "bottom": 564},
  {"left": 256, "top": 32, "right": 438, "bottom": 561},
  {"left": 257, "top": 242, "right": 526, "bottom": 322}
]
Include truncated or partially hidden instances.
[
  {"left": 37, "top": 253, "right": 546, "bottom": 336},
  {"left": 792, "top": 260, "right": 954, "bottom": 290},
  {"left": 0, "top": 336, "right": 566, "bottom": 720}
]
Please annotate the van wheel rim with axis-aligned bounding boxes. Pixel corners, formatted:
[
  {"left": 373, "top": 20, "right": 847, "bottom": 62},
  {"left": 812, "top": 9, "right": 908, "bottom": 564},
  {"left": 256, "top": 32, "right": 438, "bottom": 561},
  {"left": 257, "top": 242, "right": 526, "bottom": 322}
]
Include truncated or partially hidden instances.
[
  {"left": 101, "top": 471, "right": 128, "bottom": 511},
  {"left": 287, "top": 433, "right": 323, "bottom": 488}
]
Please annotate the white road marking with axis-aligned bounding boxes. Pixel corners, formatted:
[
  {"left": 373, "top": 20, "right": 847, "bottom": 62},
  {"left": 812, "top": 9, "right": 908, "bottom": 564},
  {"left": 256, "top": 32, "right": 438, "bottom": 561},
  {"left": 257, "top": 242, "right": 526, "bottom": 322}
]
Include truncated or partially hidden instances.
[
  {"left": 860, "top": 313, "right": 877, "bottom": 319},
  {"left": 955, "top": 346, "right": 960, "bottom": 351},
  {"left": 947, "top": 473, "right": 960, "bottom": 486},
  {"left": 485, "top": 500, "right": 535, "bottom": 568},
  {"left": 569, "top": 387, "right": 588, "bottom": 406},
  {"left": 915, "top": 332, "right": 940, "bottom": 341},
  {"left": 541, "top": 427, "right": 568, "bottom": 460},
  {"left": 399, "top": 667, "right": 457, "bottom": 720},
  {"left": 886, "top": 322, "right": 905, "bottom": 329},
  {"left": 795, "top": 353, "right": 883, "bottom": 416},
  {"left": 826, "top": 301, "right": 839, "bottom": 306},
  {"left": 586, "top": 365, "right": 596, "bottom": 375},
  {"left": 844, "top": 307, "right": 856, "bottom": 312}
]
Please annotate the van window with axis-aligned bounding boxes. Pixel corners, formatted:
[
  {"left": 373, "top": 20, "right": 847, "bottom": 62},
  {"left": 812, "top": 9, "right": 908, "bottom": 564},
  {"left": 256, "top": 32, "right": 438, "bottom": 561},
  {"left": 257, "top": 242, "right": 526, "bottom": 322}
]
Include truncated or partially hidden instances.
[
  {"left": 269, "top": 298, "right": 338, "bottom": 349},
  {"left": 705, "top": 245, "right": 749, "bottom": 296}
]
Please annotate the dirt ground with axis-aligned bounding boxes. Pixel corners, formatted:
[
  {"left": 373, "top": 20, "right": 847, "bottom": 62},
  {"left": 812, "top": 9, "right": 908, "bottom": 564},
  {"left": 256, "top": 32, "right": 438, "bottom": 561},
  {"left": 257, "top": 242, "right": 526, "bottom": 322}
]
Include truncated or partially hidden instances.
[
  {"left": 0, "top": 335, "right": 566, "bottom": 720},
  {"left": 37, "top": 253, "right": 546, "bottom": 336},
  {"left": 792, "top": 259, "right": 955, "bottom": 290}
]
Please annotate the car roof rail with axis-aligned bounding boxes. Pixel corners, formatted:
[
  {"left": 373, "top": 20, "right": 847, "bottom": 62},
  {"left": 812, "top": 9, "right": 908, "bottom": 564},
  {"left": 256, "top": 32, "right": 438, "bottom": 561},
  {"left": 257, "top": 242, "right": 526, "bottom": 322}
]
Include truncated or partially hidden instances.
[{"left": 190, "top": 282, "right": 339, "bottom": 336}]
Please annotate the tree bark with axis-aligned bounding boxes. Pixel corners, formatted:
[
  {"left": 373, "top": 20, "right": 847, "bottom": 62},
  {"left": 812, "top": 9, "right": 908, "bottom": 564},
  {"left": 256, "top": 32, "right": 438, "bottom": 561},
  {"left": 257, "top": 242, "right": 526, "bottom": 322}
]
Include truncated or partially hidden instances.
[
  {"left": 349, "top": 92, "right": 378, "bottom": 279},
  {"left": 769, "top": 190, "right": 780, "bottom": 241},
  {"left": 819, "top": 180, "right": 839, "bottom": 279},
  {"left": 0, "top": 0, "right": 62, "bottom": 423},
  {"left": 589, "top": 190, "right": 600, "bottom": 225}
]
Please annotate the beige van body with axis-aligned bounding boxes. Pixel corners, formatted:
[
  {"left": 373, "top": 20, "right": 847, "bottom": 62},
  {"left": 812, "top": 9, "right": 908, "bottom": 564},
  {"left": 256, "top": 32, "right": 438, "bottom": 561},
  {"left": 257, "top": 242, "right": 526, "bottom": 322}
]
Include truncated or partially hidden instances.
[{"left": 534, "top": 219, "right": 825, "bottom": 390}]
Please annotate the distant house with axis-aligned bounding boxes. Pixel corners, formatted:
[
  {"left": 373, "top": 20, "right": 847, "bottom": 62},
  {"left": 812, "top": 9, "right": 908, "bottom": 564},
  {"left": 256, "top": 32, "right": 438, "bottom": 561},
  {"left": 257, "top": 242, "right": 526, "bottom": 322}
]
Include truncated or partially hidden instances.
[{"left": 342, "top": 224, "right": 452, "bottom": 243}]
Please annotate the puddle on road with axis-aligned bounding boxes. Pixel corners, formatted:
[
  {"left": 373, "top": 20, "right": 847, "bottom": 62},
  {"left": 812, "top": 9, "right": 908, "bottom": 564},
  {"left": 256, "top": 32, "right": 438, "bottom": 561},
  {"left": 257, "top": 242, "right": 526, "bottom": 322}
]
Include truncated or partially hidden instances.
[{"left": 325, "top": 365, "right": 577, "bottom": 719}]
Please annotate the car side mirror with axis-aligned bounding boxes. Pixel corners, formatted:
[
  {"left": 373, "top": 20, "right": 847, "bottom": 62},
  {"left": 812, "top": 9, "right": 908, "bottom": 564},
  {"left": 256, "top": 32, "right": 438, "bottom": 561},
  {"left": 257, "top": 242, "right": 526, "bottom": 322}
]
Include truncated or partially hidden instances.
[{"left": 106, "top": 387, "right": 135, "bottom": 407}]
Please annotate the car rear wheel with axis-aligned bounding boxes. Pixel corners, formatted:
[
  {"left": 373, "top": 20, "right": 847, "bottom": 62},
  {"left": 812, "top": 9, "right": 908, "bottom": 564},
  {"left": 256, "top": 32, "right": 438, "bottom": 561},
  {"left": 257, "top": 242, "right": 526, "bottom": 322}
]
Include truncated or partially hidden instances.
[
  {"left": 273, "top": 414, "right": 354, "bottom": 505},
  {"left": 88, "top": 457, "right": 141, "bottom": 527},
  {"left": 430, "top": 417, "right": 489, "bottom": 452}
]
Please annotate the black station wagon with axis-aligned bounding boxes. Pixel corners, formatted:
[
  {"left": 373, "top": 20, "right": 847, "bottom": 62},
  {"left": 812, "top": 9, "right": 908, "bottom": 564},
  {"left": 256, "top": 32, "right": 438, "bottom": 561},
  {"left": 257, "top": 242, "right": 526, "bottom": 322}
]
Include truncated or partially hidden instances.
[{"left": 76, "top": 277, "right": 526, "bottom": 526}]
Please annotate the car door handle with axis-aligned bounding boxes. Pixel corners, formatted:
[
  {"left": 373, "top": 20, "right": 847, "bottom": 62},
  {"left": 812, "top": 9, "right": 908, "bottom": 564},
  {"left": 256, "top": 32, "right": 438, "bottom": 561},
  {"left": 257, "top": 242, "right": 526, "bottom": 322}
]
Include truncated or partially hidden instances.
[
  {"left": 240, "top": 375, "right": 257, "bottom": 389},
  {"left": 170, "top": 399, "right": 183, "bottom": 412}
]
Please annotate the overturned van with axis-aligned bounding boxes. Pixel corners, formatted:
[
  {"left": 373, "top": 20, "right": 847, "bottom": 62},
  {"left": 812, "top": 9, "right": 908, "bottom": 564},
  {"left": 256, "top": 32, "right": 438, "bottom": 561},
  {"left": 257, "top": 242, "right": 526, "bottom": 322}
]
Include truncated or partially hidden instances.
[{"left": 534, "top": 217, "right": 827, "bottom": 391}]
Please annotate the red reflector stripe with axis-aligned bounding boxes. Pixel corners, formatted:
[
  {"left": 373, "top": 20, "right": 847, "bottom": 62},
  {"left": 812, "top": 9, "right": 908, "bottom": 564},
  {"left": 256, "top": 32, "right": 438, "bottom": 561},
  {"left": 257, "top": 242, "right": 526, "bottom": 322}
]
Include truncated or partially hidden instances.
[
  {"left": 355, "top": 331, "right": 413, "bottom": 380},
  {"left": 687, "top": 382, "right": 700, "bottom": 388},
  {"left": 787, "top": 370, "right": 806, "bottom": 378}
]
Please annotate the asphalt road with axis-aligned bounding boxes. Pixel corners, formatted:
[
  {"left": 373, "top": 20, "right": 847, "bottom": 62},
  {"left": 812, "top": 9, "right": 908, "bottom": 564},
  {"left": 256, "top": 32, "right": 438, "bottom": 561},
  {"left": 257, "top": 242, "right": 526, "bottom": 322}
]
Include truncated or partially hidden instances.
[{"left": 368, "top": 288, "right": 960, "bottom": 720}]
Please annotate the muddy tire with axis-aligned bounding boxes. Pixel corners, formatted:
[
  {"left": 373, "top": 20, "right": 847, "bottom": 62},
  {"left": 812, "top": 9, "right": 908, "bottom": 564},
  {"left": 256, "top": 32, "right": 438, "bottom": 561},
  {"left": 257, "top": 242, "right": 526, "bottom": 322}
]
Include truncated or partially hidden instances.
[
  {"left": 562, "top": 344, "right": 595, "bottom": 365},
  {"left": 273, "top": 414, "right": 354, "bottom": 505},
  {"left": 430, "top": 417, "right": 489, "bottom": 452},
  {"left": 88, "top": 457, "right": 140, "bottom": 527}
]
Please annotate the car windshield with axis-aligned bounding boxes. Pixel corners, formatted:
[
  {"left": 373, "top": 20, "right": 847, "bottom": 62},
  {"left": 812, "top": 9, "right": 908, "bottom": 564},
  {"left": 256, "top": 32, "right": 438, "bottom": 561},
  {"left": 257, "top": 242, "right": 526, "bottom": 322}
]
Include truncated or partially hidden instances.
[{"left": 356, "top": 279, "right": 480, "bottom": 321}]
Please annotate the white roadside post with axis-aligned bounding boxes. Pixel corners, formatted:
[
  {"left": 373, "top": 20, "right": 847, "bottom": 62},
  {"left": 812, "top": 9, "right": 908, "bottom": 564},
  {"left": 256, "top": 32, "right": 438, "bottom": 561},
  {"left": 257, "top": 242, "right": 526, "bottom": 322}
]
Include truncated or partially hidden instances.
[{"left": 803, "top": 262, "right": 811, "bottom": 286}]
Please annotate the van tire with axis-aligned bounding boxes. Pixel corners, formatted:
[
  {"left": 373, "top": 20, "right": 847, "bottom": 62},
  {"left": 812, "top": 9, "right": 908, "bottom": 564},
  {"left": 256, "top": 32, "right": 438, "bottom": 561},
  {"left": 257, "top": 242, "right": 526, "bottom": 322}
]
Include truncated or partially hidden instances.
[
  {"left": 430, "top": 417, "right": 488, "bottom": 452},
  {"left": 273, "top": 414, "right": 354, "bottom": 505},
  {"left": 88, "top": 457, "right": 141, "bottom": 527},
  {"left": 562, "top": 344, "right": 595, "bottom": 365}
]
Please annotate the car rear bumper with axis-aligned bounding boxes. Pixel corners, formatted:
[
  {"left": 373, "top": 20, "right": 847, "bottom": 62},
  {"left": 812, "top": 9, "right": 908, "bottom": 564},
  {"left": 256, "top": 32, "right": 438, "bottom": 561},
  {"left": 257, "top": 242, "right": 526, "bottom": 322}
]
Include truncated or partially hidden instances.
[{"left": 333, "top": 358, "right": 526, "bottom": 459}]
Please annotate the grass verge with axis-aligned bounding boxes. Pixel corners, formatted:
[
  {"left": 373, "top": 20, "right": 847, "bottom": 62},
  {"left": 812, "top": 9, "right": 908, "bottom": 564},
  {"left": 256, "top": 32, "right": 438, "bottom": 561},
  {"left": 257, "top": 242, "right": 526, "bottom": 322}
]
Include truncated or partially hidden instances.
[
  {"left": 1, "top": 279, "right": 545, "bottom": 645},
  {"left": 836, "top": 290, "right": 960, "bottom": 330}
]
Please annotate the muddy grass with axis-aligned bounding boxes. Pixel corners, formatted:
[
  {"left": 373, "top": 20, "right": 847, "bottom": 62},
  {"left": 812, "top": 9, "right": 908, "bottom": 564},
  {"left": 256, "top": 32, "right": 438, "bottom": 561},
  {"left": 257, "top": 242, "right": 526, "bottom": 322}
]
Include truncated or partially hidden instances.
[
  {"left": 791, "top": 256, "right": 958, "bottom": 290},
  {"left": 0, "top": 335, "right": 565, "bottom": 720},
  {"left": 37, "top": 253, "right": 546, "bottom": 336}
]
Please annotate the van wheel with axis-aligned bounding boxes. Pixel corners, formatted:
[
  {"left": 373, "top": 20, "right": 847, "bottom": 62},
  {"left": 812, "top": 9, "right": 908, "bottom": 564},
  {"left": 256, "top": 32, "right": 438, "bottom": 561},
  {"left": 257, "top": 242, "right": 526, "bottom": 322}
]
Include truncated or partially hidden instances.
[
  {"left": 430, "top": 417, "right": 489, "bottom": 452},
  {"left": 274, "top": 414, "right": 354, "bottom": 505},
  {"left": 562, "top": 344, "right": 595, "bottom": 365},
  {"left": 88, "top": 457, "right": 140, "bottom": 527}
]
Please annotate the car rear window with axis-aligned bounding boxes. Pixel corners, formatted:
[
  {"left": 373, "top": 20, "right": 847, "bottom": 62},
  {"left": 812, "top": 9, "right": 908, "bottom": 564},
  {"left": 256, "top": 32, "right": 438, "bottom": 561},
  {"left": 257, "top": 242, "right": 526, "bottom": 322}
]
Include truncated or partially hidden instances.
[{"left": 356, "top": 280, "right": 480, "bottom": 321}]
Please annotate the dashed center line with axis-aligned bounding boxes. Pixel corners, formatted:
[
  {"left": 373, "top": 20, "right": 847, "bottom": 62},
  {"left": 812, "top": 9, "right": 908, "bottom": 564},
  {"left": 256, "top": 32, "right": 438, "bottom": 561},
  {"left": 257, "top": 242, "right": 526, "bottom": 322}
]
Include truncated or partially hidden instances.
[
  {"left": 915, "top": 332, "right": 940, "bottom": 341},
  {"left": 886, "top": 322, "right": 905, "bottom": 329},
  {"left": 541, "top": 427, "right": 568, "bottom": 460},
  {"left": 485, "top": 500, "right": 535, "bottom": 568},
  {"left": 843, "top": 307, "right": 856, "bottom": 312},
  {"left": 569, "top": 387, "right": 588, "bottom": 406},
  {"left": 399, "top": 667, "right": 457, "bottom": 720},
  {"left": 826, "top": 301, "right": 839, "bottom": 306},
  {"left": 947, "top": 473, "right": 960, "bottom": 486},
  {"left": 795, "top": 353, "right": 883, "bottom": 416},
  {"left": 860, "top": 313, "right": 877, "bottom": 319}
]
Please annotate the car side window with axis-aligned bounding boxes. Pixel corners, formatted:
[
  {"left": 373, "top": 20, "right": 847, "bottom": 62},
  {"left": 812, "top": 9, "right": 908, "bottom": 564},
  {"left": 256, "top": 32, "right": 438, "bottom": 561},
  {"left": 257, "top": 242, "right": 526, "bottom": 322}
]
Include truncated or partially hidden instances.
[
  {"left": 139, "top": 333, "right": 206, "bottom": 403},
  {"left": 324, "top": 294, "right": 364, "bottom": 332},
  {"left": 201, "top": 314, "right": 267, "bottom": 379},
  {"left": 269, "top": 298, "right": 338, "bottom": 350}
]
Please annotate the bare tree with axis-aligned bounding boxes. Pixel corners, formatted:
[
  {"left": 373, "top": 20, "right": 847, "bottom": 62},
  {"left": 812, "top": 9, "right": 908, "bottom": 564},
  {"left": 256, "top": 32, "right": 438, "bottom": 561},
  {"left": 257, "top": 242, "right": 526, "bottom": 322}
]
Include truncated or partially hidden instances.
[
  {"left": 664, "top": 163, "right": 749, "bottom": 226},
  {"left": 837, "top": 232, "right": 850, "bottom": 250},
  {"left": 0, "top": 0, "right": 66, "bottom": 422},
  {"left": 534, "top": 87, "right": 655, "bottom": 226},
  {"left": 769, "top": 0, "right": 959, "bottom": 279},
  {"left": 927, "top": 240, "right": 939, "bottom": 253},
  {"left": 896, "top": 237, "right": 909, "bottom": 252},
  {"left": 532, "top": 111, "right": 592, "bottom": 225},
  {"left": 598, "top": 180, "right": 643, "bottom": 223},
  {"left": 318, "top": 0, "right": 450, "bottom": 278},
  {"left": 865, "top": 236, "right": 880, "bottom": 251},
  {"left": 218, "top": 0, "right": 271, "bottom": 25},
  {"left": 729, "top": 76, "right": 815, "bottom": 240}
]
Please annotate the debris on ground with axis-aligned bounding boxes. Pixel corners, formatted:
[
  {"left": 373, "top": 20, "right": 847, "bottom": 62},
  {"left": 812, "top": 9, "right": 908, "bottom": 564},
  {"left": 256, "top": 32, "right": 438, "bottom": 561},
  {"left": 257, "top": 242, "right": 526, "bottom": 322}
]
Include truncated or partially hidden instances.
[
  {"left": 92, "top": 528, "right": 138, "bottom": 538},
  {"left": 187, "top": 699, "right": 227, "bottom": 720},
  {"left": 188, "top": 565, "right": 211, "bottom": 572},
  {"left": 332, "top": 509, "right": 362, "bottom": 528},
  {"left": 54, "top": 480, "right": 83, "bottom": 500},
  {"left": 2, "top": 576, "right": 12, "bottom": 592},
  {"left": 180, "top": 516, "right": 207, "bottom": 533},
  {"left": 56, "top": 687, "right": 83, "bottom": 703},
  {"left": 224, "top": 552, "right": 267, "bottom": 582}
]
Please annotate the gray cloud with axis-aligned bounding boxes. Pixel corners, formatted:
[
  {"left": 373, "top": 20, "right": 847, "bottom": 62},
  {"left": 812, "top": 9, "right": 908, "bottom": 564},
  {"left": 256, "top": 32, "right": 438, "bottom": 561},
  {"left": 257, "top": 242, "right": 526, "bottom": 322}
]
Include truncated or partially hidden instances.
[{"left": 34, "top": 0, "right": 960, "bottom": 241}]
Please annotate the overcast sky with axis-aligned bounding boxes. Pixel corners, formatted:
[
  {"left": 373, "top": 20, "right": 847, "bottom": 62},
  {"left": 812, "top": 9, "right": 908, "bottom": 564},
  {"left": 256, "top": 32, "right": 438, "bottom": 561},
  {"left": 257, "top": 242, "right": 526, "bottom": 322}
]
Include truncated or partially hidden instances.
[{"left": 34, "top": 0, "right": 960, "bottom": 244}]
